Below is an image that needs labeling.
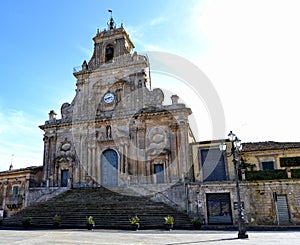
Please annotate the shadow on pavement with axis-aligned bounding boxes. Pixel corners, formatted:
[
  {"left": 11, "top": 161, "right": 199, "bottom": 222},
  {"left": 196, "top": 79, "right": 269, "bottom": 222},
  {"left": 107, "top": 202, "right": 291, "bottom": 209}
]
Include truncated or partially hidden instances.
[{"left": 166, "top": 237, "right": 241, "bottom": 245}]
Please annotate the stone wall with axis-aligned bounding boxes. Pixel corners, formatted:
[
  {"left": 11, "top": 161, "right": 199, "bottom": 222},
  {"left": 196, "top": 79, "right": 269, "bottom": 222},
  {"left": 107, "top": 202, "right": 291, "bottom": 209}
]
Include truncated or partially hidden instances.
[
  {"left": 184, "top": 179, "right": 300, "bottom": 226},
  {"left": 27, "top": 187, "right": 69, "bottom": 206},
  {"left": 243, "top": 179, "right": 300, "bottom": 225}
]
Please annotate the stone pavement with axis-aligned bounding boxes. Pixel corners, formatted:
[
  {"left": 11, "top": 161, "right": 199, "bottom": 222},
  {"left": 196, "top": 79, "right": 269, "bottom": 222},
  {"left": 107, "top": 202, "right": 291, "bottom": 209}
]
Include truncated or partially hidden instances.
[{"left": 1, "top": 229, "right": 300, "bottom": 245}]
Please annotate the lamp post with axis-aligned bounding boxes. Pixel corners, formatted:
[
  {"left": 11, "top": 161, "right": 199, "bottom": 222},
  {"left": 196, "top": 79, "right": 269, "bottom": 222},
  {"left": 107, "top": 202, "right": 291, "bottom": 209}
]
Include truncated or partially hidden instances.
[{"left": 220, "top": 131, "right": 248, "bottom": 239}]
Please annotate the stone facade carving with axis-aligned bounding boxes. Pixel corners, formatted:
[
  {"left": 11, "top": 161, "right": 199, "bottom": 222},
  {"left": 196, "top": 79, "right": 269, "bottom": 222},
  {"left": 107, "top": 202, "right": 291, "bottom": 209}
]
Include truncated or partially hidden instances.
[
  {"left": 61, "top": 102, "right": 73, "bottom": 121},
  {"left": 39, "top": 22, "right": 194, "bottom": 188}
]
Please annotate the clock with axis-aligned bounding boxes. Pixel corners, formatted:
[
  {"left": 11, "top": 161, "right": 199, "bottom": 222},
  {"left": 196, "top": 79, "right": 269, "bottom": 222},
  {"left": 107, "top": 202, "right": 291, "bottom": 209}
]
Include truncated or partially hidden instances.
[{"left": 103, "top": 92, "right": 115, "bottom": 104}]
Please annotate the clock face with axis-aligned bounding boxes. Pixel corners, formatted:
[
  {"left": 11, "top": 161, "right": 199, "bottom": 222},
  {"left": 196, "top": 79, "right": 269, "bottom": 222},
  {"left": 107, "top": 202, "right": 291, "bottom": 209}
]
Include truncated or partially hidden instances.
[{"left": 104, "top": 92, "right": 115, "bottom": 104}]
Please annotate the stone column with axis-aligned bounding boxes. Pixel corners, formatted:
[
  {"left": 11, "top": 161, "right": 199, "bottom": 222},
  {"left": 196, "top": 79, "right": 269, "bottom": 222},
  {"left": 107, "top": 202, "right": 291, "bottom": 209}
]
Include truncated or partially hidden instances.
[
  {"left": 91, "top": 146, "right": 97, "bottom": 183},
  {"left": 78, "top": 135, "right": 83, "bottom": 184},
  {"left": 53, "top": 161, "right": 57, "bottom": 187},
  {"left": 286, "top": 167, "right": 292, "bottom": 178},
  {"left": 42, "top": 136, "right": 50, "bottom": 185},
  {"left": 83, "top": 136, "right": 89, "bottom": 181},
  {"left": 129, "top": 126, "right": 138, "bottom": 183},
  {"left": 55, "top": 164, "right": 59, "bottom": 186},
  {"left": 124, "top": 142, "right": 129, "bottom": 175},
  {"left": 120, "top": 144, "right": 124, "bottom": 174},
  {"left": 165, "top": 156, "right": 170, "bottom": 183},
  {"left": 241, "top": 169, "right": 246, "bottom": 181},
  {"left": 46, "top": 137, "right": 53, "bottom": 187},
  {"left": 88, "top": 146, "right": 92, "bottom": 177},
  {"left": 2, "top": 181, "right": 8, "bottom": 210},
  {"left": 178, "top": 122, "right": 189, "bottom": 181},
  {"left": 137, "top": 126, "right": 146, "bottom": 183},
  {"left": 49, "top": 136, "right": 57, "bottom": 187},
  {"left": 169, "top": 124, "right": 179, "bottom": 181},
  {"left": 24, "top": 178, "right": 30, "bottom": 208},
  {"left": 145, "top": 159, "right": 151, "bottom": 184}
]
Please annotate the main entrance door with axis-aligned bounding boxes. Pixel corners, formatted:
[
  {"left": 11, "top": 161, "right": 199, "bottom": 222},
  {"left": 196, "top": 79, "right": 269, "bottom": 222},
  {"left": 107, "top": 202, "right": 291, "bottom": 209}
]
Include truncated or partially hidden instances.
[
  {"left": 101, "top": 149, "right": 118, "bottom": 186},
  {"left": 154, "top": 164, "right": 164, "bottom": 183},
  {"left": 61, "top": 170, "right": 69, "bottom": 187}
]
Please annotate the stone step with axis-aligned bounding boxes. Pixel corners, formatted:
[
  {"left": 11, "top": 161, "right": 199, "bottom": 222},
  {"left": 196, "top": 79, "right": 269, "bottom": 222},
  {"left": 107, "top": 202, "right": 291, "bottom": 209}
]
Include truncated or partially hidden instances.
[{"left": 3, "top": 187, "right": 193, "bottom": 229}]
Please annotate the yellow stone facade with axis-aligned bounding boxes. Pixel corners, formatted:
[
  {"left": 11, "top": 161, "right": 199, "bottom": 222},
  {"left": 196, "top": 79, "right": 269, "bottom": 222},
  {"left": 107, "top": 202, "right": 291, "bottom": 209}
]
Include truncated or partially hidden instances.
[
  {"left": 0, "top": 167, "right": 43, "bottom": 217},
  {"left": 39, "top": 22, "right": 194, "bottom": 188},
  {"left": 189, "top": 140, "right": 300, "bottom": 226}
]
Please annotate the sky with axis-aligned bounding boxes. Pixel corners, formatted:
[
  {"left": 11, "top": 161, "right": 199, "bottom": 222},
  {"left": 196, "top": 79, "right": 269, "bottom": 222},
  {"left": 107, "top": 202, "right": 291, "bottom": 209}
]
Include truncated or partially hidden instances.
[{"left": 1, "top": 0, "right": 300, "bottom": 171}]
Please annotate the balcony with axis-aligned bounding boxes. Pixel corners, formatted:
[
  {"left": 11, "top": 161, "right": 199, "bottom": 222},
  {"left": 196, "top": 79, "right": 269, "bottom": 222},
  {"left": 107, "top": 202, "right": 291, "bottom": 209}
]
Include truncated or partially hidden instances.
[{"left": 6, "top": 195, "right": 23, "bottom": 210}]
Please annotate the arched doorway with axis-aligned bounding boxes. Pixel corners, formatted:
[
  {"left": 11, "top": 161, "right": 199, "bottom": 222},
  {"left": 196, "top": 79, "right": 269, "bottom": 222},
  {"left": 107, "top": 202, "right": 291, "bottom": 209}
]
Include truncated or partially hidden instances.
[{"left": 101, "top": 149, "right": 118, "bottom": 186}]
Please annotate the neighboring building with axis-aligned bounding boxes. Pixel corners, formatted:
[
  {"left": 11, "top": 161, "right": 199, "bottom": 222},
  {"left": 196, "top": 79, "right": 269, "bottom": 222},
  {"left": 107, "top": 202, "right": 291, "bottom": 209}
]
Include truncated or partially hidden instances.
[
  {"left": 0, "top": 166, "right": 43, "bottom": 218},
  {"left": 189, "top": 140, "right": 300, "bottom": 226},
  {"left": 241, "top": 142, "right": 300, "bottom": 225},
  {"left": 242, "top": 141, "right": 300, "bottom": 173}
]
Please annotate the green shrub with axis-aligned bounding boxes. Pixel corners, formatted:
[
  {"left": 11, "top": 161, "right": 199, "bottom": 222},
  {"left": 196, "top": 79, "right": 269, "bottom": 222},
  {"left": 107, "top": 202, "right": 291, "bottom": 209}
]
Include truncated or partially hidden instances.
[
  {"left": 129, "top": 215, "right": 140, "bottom": 225},
  {"left": 245, "top": 170, "right": 288, "bottom": 181},
  {"left": 291, "top": 169, "right": 300, "bottom": 178},
  {"left": 53, "top": 214, "right": 61, "bottom": 226},
  {"left": 191, "top": 216, "right": 201, "bottom": 225},
  {"left": 22, "top": 217, "right": 31, "bottom": 227},
  {"left": 280, "top": 157, "right": 300, "bottom": 167},
  {"left": 86, "top": 216, "right": 94, "bottom": 225},
  {"left": 164, "top": 215, "right": 174, "bottom": 225}
]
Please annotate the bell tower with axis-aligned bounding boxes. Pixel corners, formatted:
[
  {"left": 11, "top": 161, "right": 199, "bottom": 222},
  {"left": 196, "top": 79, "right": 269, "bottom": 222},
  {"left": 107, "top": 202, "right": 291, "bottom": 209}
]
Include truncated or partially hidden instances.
[{"left": 87, "top": 12, "right": 135, "bottom": 70}]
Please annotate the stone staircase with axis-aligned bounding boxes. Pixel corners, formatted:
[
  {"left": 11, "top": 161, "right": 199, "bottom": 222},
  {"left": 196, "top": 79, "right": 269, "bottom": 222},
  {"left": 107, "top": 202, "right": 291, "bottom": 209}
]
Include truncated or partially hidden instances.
[{"left": 3, "top": 187, "right": 193, "bottom": 229}]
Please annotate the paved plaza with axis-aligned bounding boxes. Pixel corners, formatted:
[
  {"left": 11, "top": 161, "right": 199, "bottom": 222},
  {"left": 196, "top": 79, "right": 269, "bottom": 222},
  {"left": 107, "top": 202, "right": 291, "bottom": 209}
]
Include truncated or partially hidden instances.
[{"left": 0, "top": 229, "right": 299, "bottom": 245}]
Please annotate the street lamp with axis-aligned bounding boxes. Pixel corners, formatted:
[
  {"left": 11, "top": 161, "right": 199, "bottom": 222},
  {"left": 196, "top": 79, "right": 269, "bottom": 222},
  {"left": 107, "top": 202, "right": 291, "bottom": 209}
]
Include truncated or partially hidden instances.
[{"left": 220, "top": 131, "right": 248, "bottom": 239}]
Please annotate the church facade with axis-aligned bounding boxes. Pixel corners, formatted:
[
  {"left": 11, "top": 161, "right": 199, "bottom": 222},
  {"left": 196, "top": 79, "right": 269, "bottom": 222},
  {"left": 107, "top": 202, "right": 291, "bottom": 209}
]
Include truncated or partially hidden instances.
[{"left": 39, "top": 17, "right": 194, "bottom": 189}]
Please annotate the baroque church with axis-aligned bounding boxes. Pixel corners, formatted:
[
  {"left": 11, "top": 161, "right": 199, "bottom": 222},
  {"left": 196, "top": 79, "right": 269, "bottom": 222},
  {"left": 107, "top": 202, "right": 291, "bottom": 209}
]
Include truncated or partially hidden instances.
[
  {"left": 3, "top": 14, "right": 300, "bottom": 229},
  {"left": 39, "top": 15, "right": 195, "bottom": 189}
]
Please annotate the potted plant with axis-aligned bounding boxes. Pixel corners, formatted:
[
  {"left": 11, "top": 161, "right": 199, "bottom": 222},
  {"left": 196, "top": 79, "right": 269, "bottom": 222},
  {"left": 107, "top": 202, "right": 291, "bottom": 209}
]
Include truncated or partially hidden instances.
[
  {"left": 86, "top": 216, "right": 95, "bottom": 230},
  {"left": 164, "top": 215, "right": 174, "bottom": 230},
  {"left": 53, "top": 214, "right": 61, "bottom": 228},
  {"left": 22, "top": 217, "right": 31, "bottom": 228},
  {"left": 129, "top": 215, "right": 140, "bottom": 230},
  {"left": 191, "top": 216, "right": 201, "bottom": 229}
]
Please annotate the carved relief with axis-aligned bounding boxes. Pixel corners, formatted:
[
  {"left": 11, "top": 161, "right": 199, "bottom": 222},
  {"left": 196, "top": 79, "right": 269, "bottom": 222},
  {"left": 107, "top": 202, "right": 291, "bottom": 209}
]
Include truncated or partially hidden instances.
[
  {"left": 59, "top": 138, "right": 72, "bottom": 155},
  {"left": 147, "top": 126, "right": 169, "bottom": 156},
  {"left": 61, "top": 102, "right": 73, "bottom": 121},
  {"left": 54, "top": 138, "right": 75, "bottom": 164},
  {"left": 113, "top": 127, "right": 130, "bottom": 147},
  {"left": 145, "top": 88, "right": 164, "bottom": 107},
  {"left": 96, "top": 129, "right": 106, "bottom": 141},
  {"left": 61, "top": 142, "right": 71, "bottom": 152}
]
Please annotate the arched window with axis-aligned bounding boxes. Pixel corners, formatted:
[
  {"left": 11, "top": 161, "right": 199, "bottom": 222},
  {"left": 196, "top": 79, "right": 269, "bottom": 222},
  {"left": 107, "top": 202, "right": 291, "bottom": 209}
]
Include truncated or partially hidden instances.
[{"left": 105, "top": 44, "right": 114, "bottom": 62}]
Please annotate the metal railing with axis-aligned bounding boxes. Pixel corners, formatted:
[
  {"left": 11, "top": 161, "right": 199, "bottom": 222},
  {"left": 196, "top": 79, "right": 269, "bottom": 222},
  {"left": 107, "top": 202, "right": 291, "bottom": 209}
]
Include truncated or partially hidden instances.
[
  {"left": 73, "top": 66, "right": 82, "bottom": 73},
  {"left": 6, "top": 195, "right": 23, "bottom": 210}
]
